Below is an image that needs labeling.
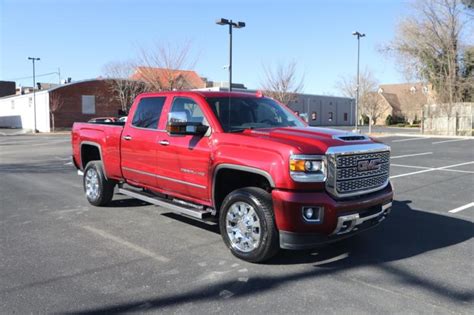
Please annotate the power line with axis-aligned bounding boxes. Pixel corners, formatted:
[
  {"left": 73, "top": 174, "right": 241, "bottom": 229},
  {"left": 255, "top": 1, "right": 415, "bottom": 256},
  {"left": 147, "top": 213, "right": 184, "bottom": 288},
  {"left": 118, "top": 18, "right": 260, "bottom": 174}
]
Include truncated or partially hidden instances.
[{"left": 9, "top": 72, "right": 59, "bottom": 81}]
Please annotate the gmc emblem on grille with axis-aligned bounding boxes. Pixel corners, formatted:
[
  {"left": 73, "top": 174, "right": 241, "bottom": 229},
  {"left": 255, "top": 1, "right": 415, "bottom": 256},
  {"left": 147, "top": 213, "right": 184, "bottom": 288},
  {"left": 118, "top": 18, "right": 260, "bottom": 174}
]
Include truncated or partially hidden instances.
[{"left": 357, "top": 158, "right": 382, "bottom": 172}]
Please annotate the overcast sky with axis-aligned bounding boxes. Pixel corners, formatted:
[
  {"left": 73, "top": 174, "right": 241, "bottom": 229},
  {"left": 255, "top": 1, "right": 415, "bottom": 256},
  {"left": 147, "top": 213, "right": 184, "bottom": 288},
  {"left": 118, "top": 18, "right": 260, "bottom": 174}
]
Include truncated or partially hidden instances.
[{"left": 1, "top": 0, "right": 410, "bottom": 95}]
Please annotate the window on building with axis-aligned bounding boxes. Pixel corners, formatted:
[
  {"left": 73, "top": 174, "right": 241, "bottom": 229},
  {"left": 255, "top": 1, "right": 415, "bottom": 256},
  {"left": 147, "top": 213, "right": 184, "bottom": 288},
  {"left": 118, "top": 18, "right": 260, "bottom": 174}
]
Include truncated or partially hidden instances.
[
  {"left": 344, "top": 113, "right": 348, "bottom": 121},
  {"left": 328, "top": 112, "right": 333, "bottom": 121},
  {"left": 81, "top": 95, "right": 96, "bottom": 114},
  {"left": 11, "top": 100, "right": 14, "bottom": 110},
  {"left": 311, "top": 112, "right": 317, "bottom": 120},
  {"left": 131, "top": 97, "right": 166, "bottom": 129}
]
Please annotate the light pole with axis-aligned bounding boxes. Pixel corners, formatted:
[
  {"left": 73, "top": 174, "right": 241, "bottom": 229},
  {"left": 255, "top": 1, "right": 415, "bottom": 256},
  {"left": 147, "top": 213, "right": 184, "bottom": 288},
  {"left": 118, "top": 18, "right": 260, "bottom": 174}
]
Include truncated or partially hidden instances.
[
  {"left": 352, "top": 31, "right": 365, "bottom": 133},
  {"left": 28, "top": 57, "right": 40, "bottom": 133},
  {"left": 216, "top": 18, "right": 245, "bottom": 92}
]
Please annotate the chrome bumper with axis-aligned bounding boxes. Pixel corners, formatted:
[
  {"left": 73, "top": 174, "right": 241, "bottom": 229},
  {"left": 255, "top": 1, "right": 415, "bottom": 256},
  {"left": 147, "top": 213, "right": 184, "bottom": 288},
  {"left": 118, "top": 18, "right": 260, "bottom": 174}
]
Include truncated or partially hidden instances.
[{"left": 331, "top": 202, "right": 392, "bottom": 236}]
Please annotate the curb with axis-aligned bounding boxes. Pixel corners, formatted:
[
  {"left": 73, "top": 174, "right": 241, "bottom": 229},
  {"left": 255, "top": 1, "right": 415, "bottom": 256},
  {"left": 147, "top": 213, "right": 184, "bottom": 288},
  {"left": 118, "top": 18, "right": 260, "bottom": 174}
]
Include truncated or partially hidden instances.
[
  {"left": 0, "top": 130, "right": 29, "bottom": 136},
  {"left": 372, "top": 133, "right": 473, "bottom": 139},
  {"left": 0, "top": 130, "right": 71, "bottom": 136}
]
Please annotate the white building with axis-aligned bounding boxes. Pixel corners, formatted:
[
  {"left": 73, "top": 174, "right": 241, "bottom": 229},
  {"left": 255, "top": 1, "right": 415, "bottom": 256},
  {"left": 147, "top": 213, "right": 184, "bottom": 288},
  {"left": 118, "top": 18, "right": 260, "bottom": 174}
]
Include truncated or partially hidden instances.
[{"left": 0, "top": 91, "right": 50, "bottom": 132}]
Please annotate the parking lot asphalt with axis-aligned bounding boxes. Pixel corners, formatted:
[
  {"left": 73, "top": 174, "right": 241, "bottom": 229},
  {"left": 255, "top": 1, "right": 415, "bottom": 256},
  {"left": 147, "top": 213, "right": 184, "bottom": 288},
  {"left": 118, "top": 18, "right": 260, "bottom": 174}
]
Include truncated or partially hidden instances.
[{"left": 0, "top": 134, "right": 473, "bottom": 314}]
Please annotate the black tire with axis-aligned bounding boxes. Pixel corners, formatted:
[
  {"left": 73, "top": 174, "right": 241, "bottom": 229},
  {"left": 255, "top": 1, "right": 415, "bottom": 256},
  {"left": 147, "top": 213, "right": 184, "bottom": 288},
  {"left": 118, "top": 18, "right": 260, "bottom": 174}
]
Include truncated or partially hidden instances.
[
  {"left": 83, "top": 161, "right": 115, "bottom": 206},
  {"left": 219, "top": 187, "right": 279, "bottom": 263}
]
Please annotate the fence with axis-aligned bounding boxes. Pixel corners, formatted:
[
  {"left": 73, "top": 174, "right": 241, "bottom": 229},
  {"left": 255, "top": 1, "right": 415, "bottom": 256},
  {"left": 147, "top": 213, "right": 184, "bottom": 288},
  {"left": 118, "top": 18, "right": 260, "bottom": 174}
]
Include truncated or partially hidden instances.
[{"left": 422, "top": 103, "right": 473, "bottom": 136}]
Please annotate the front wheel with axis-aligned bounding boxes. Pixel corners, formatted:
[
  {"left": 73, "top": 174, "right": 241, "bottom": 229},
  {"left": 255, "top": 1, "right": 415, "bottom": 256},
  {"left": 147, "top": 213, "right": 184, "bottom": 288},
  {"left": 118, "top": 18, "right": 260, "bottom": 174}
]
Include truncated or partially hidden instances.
[
  {"left": 219, "top": 187, "right": 279, "bottom": 263},
  {"left": 83, "top": 161, "right": 115, "bottom": 206}
]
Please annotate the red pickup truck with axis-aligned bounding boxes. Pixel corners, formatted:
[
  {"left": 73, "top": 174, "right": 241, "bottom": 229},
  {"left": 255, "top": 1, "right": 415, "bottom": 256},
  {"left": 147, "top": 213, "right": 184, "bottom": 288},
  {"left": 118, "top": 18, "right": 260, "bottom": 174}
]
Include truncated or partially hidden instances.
[{"left": 72, "top": 91, "right": 393, "bottom": 262}]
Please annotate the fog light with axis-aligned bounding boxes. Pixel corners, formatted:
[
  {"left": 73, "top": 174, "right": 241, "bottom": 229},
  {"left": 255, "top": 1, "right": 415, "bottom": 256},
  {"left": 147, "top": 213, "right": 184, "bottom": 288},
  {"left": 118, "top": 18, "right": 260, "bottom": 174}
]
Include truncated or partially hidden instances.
[{"left": 302, "top": 206, "right": 323, "bottom": 223}]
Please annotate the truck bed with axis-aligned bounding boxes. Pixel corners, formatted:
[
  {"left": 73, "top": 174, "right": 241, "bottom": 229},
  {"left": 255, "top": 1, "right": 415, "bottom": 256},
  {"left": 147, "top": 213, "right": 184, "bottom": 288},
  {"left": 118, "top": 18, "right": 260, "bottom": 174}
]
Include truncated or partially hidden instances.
[{"left": 71, "top": 122, "right": 124, "bottom": 179}]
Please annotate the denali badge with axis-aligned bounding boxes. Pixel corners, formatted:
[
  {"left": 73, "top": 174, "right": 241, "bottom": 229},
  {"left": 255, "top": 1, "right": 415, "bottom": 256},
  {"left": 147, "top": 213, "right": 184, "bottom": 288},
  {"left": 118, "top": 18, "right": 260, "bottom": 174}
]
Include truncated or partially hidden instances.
[{"left": 357, "top": 158, "right": 382, "bottom": 172}]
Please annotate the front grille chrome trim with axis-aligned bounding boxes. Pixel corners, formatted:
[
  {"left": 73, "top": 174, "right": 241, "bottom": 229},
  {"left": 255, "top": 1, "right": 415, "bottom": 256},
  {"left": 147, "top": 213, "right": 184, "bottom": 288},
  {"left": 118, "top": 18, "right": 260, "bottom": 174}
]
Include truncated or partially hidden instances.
[{"left": 325, "top": 143, "right": 391, "bottom": 198}]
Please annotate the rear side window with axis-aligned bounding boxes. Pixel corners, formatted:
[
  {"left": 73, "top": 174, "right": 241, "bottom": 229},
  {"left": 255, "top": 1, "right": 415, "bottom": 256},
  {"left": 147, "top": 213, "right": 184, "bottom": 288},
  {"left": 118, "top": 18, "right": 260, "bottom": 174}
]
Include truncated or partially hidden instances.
[{"left": 131, "top": 97, "right": 166, "bottom": 129}]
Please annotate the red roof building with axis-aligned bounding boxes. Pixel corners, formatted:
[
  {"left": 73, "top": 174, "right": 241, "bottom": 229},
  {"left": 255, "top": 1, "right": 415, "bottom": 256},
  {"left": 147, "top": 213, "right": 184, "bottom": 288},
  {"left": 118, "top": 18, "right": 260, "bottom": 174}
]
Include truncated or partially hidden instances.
[{"left": 131, "top": 67, "right": 206, "bottom": 90}]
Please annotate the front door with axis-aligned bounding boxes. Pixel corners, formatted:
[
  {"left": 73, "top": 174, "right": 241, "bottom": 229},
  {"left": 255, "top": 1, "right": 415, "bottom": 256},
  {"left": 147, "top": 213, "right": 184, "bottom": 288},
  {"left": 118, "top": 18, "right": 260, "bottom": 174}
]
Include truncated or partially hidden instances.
[{"left": 155, "top": 96, "right": 212, "bottom": 203}]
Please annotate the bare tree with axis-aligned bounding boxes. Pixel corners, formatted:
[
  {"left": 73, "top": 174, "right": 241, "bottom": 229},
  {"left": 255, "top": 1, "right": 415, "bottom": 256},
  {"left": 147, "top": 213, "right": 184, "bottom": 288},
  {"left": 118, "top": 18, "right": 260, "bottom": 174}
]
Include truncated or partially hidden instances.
[
  {"left": 135, "top": 40, "right": 198, "bottom": 91},
  {"left": 102, "top": 61, "right": 148, "bottom": 113},
  {"left": 260, "top": 61, "right": 304, "bottom": 105},
  {"left": 365, "top": 92, "right": 386, "bottom": 132},
  {"left": 336, "top": 68, "right": 379, "bottom": 125},
  {"left": 49, "top": 92, "right": 64, "bottom": 132},
  {"left": 383, "top": 0, "right": 472, "bottom": 111}
]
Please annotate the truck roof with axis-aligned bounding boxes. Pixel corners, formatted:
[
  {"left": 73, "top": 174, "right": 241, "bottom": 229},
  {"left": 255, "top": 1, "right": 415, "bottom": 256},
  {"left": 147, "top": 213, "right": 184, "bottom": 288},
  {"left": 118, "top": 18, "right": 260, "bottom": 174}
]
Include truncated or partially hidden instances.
[{"left": 137, "top": 90, "right": 264, "bottom": 99}]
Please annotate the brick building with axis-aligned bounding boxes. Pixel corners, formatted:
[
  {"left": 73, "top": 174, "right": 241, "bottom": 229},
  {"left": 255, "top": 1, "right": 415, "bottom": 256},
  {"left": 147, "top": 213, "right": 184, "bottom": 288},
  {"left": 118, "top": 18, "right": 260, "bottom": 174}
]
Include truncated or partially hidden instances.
[
  {"left": 377, "top": 83, "right": 431, "bottom": 124},
  {"left": 0, "top": 79, "right": 121, "bottom": 132}
]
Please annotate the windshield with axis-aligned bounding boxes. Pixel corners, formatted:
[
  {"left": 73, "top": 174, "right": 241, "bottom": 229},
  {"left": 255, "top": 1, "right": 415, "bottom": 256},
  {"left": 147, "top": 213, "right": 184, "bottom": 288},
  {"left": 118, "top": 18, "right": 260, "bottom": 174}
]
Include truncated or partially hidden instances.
[{"left": 206, "top": 96, "right": 305, "bottom": 132}]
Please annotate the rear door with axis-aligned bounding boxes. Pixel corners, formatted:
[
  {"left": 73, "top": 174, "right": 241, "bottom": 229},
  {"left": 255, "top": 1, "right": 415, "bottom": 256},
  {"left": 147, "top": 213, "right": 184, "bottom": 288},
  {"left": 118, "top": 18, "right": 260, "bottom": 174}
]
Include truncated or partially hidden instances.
[{"left": 121, "top": 96, "right": 167, "bottom": 188}]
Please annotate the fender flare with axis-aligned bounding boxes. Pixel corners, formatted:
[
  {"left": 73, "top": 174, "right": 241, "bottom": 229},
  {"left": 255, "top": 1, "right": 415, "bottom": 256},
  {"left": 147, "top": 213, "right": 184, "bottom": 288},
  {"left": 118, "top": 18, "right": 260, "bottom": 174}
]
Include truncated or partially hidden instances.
[
  {"left": 212, "top": 163, "right": 275, "bottom": 208},
  {"left": 80, "top": 141, "right": 107, "bottom": 179}
]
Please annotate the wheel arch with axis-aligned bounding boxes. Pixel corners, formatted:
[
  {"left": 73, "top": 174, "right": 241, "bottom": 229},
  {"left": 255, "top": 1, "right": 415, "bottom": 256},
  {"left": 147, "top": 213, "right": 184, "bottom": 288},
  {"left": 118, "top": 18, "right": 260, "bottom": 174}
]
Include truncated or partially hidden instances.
[
  {"left": 80, "top": 141, "right": 107, "bottom": 179},
  {"left": 212, "top": 164, "right": 275, "bottom": 212}
]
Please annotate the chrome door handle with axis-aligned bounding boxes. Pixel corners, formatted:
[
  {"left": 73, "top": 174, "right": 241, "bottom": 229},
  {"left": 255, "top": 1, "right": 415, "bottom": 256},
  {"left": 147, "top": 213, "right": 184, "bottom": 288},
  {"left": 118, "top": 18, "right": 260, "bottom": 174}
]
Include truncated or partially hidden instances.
[
  {"left": 159, "top": 140, "right": 169, "bottom": 146},
  {"left": 123, "top": 135, "right": 132, "bottom": 141}
]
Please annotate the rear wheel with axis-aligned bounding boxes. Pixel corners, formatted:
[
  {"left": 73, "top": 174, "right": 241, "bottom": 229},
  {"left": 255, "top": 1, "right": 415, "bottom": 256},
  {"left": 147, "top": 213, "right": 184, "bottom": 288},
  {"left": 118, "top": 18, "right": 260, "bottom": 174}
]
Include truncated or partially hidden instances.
[
  {"left": 219, "top": 187, "right": 279, "bottom": 263},
  {"left": 83, "top": 161, "right": 115, "bottom": 206}
]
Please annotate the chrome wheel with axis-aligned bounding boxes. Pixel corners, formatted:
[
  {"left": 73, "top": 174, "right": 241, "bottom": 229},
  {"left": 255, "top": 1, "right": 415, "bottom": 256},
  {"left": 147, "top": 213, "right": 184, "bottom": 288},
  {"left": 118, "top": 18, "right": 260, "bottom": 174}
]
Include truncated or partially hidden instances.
[
  {"left": 226, "top": 201, "right": 261, "bottom": 253},
  {"left": 85, "top": 168, "right": 99, "bottom": 200}
]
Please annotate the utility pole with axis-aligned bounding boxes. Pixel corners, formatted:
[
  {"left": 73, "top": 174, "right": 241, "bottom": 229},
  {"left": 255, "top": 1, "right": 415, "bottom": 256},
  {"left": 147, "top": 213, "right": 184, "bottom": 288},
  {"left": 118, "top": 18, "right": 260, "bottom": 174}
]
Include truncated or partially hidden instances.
[
  {"left": 352, "top": 31, "right": 365, "bottom": 133},
  {"left": 28, "top": 57, "right": 40, "bottom": 133}
]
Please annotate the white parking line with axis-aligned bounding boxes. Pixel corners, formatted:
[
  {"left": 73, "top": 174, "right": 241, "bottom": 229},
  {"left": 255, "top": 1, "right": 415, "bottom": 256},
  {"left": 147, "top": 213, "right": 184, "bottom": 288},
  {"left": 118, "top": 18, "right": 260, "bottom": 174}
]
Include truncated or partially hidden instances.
[
  {"left": 81, "top": 225, "right": 170, "bottom": 263},
  {"left": 390, "top": 169, "right": 433, "bottom": 179},
  {"left": 392, "top": 137, "right": 430, "bottom": 143},
  {"left": 432, "top": 139, "right": 473, "bottom": 145},
  {"left": 449, "top": 202, "right": 474, "bottom": 213},
  {"left": 31, "top": 140, "right": 70, "bottom": 147},
  {"left": 390, "top": 161, "right": 474, "bottom": 179},
  {"left": 391, "top": 152, "right": 433, "bottom": 159},
  {"left": 391, "top": 164, "right": 431, "bottom": 170},
  {"left": 391, "top": 163, "right": 474, "bottom": 174}
]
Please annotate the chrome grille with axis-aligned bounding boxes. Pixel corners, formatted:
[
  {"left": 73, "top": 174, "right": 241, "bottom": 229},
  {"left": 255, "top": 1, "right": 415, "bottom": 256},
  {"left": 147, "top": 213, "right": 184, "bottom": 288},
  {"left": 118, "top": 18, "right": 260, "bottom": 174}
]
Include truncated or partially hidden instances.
[
  {"left": 326, "top": 144, "right": 391, "bottom": 198},
  {"left": 336, "top": 151, "right": 390, "bottom": 168},
  {"left": 336, "top": 174, "right": 388, "bottom": 193}
]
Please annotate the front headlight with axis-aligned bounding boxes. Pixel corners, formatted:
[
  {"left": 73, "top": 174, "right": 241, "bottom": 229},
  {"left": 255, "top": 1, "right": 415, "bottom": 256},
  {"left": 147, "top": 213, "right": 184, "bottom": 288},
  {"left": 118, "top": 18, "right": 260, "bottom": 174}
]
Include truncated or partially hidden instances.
[{"left": 289, "top": 155, "right": 326, "bottom": 182}]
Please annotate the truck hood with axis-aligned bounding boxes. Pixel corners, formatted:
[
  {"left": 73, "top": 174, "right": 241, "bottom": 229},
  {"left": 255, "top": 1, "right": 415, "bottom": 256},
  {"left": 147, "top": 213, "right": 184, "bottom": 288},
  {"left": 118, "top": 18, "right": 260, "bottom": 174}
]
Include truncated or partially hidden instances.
[{"left": 241, "top": 127, "right": 373, "bottom": 153}]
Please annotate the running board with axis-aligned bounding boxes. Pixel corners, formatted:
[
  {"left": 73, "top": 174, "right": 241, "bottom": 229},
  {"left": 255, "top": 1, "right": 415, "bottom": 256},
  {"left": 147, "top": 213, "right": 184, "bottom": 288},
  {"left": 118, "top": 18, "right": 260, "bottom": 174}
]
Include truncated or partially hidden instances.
[{"left": 118, "top": 187, "right": 213, "bottom": 220}]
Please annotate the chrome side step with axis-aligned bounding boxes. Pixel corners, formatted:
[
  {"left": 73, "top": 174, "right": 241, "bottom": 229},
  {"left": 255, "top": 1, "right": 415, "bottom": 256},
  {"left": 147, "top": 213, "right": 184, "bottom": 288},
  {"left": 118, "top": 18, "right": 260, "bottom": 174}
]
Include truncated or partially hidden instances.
[{"left": 118, "top": 187, "right": 213, "bottom": 220}]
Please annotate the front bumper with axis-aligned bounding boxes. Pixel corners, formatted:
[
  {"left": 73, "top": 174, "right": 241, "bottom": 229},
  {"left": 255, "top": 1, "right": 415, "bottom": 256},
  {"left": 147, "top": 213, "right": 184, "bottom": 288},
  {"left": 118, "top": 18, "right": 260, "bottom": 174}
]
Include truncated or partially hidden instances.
[
  {"left": 280, "top": 202, "right": 391, "bottom": 249},
  {"left": 272, "top": 184, "right": 393, "bottom": 250}
]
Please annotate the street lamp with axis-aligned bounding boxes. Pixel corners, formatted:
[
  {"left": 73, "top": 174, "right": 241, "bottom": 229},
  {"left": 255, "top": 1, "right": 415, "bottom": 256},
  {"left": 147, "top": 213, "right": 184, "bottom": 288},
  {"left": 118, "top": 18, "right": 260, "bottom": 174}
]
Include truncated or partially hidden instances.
[
  {"left": 216, "top": 18, "right": 245, "bottom": 92},
  {"left": 352, "top": 31, "right": 365, "bottom": 133},
  {"left": 28, "top": 57, "right": 40, "bottom": 133}
]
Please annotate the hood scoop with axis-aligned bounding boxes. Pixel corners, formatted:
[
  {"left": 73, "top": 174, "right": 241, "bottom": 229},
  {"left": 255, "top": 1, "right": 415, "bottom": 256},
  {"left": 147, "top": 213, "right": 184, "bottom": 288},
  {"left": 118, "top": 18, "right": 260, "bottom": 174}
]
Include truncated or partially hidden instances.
[{"left": 332, "top": 134, "right": 369, "bottom": 141}]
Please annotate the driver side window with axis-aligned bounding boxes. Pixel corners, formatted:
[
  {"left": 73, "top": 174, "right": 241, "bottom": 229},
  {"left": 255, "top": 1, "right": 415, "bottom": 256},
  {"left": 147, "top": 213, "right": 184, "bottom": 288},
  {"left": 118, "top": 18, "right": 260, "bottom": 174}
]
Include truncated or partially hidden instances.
[{"left": 170, "top": 97, "right": 207, "bottom": 125}]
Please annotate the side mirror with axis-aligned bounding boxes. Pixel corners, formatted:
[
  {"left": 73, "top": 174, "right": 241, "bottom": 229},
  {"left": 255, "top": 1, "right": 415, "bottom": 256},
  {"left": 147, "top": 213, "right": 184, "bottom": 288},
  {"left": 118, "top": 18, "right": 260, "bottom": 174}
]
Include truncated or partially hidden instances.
[{"left": 167, "top": 111, "right": 209, "bottom": 136}]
